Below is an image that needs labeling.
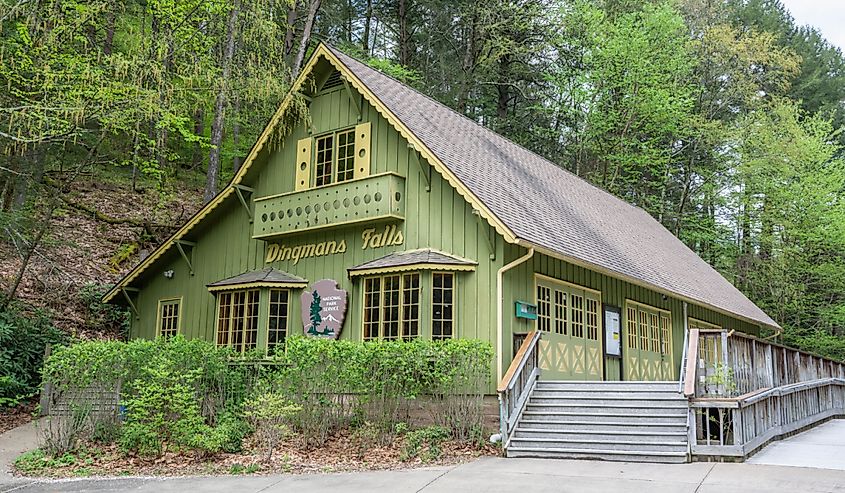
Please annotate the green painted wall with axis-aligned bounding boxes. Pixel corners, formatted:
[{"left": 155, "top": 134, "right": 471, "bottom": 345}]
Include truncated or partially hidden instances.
[{"left": 124, "top": 61, "right": 766, "bottom": 389}]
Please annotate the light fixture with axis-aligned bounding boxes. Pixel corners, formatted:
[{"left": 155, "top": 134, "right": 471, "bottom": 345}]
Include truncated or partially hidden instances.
[{"left": 164, "top": 270, "right": 174, "bottom": 279}]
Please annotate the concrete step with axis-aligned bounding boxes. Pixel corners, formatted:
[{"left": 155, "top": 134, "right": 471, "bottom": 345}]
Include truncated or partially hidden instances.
[
  {"left": 507, "top": 437, "right": 687, "bottom": 453},
  {"left": 529, "top": 397, "right": 688, "bottom": 408},
  {"left": 517, "top": 420, "right": 688, "bottom": 434},
  {"left": 525, "top": 403, "right": 689, "bottom": 415},
  {"left": 521, "top": 410, "right": 687, "bottom": 424},
  {"left": 513, "top": 428, "right": 687, "bottom": 443},
  {"left": 506, "top": 446, "right": 688, "bottom": 463},
  {"left": 536, "top": 381, "right": 679, "bottom": 392},
  {"left": 531, "top": 390, "right": 686, "bottom": 400}
]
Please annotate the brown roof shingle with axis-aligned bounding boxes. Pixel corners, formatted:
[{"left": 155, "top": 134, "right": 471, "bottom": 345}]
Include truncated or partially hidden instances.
[
  {"left": 348, "top": 248, "right": 477, "bottom": 274},
  {"left": 207, "top": 268, "right": 307, "bottom": 288},
  {"left": 327, "top": 45, "right": 778, "bottom": 329}
]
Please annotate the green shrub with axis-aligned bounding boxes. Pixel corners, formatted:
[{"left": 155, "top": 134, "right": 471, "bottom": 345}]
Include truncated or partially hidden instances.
[
  {"left": 400, "top": 426, "right": 451, "bottom": 463},
  {"left": 78, "top": 284, "right": 130, "bottom": 338},
  {"left": 0, "top": 302, "right": 67, "bottom": 406},
  {"left": 244, "top": 391, "right": 300, "bottom": 460}
]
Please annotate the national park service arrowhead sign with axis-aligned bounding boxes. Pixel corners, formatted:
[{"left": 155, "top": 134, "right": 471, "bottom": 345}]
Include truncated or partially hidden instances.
[{"left": 301, "top": 279, "right": 347, "bottom": 339}]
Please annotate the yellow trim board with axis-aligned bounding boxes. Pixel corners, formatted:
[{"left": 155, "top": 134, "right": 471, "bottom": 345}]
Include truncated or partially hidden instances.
[
  {"left": 688, "top": 317, "right": 721, "bottom": 330},
  {"left": 533, "top": 272, "right": 602, "bottom": 297},
  {"left": 625, "top": 298, "right": 671, "bottom": 315},
  {"left": 348, "top": 263, "right": 475, "bottom": 277},
  {"left": 207, "top": 282, "right": 307, "bottom": 293}
]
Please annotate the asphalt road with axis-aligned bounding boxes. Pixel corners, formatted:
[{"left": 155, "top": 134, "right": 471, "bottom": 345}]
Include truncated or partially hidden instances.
[{"left": 3, "top": 456, "right": 845, "bottom": 493}]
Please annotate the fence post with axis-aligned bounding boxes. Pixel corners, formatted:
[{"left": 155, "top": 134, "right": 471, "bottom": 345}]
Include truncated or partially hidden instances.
[{"left": 38, "top": 343, "right": 52, "bottom": 417}]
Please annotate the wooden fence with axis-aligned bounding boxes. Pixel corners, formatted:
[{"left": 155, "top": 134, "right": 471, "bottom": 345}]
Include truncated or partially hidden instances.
[{"left": 684, "top": 329, "right": 845, "bottom": 458}]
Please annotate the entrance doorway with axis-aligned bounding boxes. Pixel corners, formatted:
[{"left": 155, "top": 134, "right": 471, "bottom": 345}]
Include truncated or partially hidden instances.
[
  {"left": 624, "top": 301, "right": 673, "bottom": 380},
  {"left": 534, "top": 275, "right": 603, "bottom": 380}
]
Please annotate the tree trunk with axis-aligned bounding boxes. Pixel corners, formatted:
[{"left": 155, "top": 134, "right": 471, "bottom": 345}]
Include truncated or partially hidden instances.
[
  {"left": 1, "top": 208, "right": 53, "bottom": 310},
  {"left": 362, "top": 0, "right": 373, "bottom": 54},
  {"left": 284, "top": 3, "right": 298, "bottom": 63},
  {"left": 456, "top": 10, "right": 477, "bottom": 115},
  {"left": 291, "top": 0, "right": 322, "bottom": 81},
  {"left": 232, "top": 96, "right": 242, "bottom": 173},
  {"left": 204, "top": 0, "right": 241, "bottom": 203},
  {"left": 496, "top": 54, "right": 511, "bottom": 131},
  {"left": 103, "top": 6, "right": 116, "bottom": 55},
  {"left": 398, "top": 0, "right": 410, "bottom": 66}
]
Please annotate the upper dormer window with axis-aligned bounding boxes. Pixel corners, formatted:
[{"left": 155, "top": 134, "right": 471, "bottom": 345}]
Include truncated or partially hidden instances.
[
  {"left": 315, "top": 128, "right": 356, "bottom": 186},
  {"left": 295, "top": 122, "right": 371, "bottom": 191}
]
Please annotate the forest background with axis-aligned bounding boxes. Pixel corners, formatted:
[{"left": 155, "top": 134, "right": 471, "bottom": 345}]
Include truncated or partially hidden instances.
[{"left": 1, "top": 0, "right": 844, "bottom": 364}]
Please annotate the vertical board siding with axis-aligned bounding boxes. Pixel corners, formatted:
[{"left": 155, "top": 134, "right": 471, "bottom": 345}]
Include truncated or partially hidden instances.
[
  {"left": 500, "top": 244, "right": 763, "bottom": 382},
  {"left": 128, "top": 69, "right": 763, "bottom": 389}
]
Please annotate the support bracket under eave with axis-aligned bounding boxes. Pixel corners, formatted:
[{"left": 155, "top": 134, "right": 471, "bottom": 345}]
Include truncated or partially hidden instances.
[
  {"left": 234, "top": 184, "right": 254, "bottom": 222},
  {"left": 175, "top": 240, "right": 196, "bottom": 276},
  {"left": 121, "top": 287, "right": 140, "bottom": 319},
  {"left": 342, "top": 79, "right": 362, "bottom": 122},
  {"left": 474, "top": 211, "right": 496, "bottom": 260},
  {"left": 409, "top": 146, "right": 431, "bottom": 192}
]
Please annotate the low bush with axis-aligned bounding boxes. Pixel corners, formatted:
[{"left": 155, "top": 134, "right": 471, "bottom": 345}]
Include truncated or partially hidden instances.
[
  {"left": 40, "top": 335, "right": 493, "bottom": 460},
  {"left": 0, "top": 302, "right": 67, "bottom": 407},
  {"left": 400, "top": 426, "right": 451, "bottom": 463}
]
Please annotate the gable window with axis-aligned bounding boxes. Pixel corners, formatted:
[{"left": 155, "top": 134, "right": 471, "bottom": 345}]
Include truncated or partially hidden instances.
[
  {"left": 267, "top": 289, "right": 290, "bottom": 354},
  {"left": 363, "top": 272, "right": 421, "bottom": 341},
  {"left": 157, "top": 298, "right": 181, "bottom": 338},
  {"left": 216, "top": 289, "right": 260, "bottom": 354},
  {"left": 314, "top": 128, "right": 356, "bottom": 187}
]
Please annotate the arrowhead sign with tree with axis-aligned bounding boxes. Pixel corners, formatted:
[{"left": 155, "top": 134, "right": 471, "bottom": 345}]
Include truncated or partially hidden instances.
[{"left": 301, "top": 279, "right": 347, "bottom": 339}]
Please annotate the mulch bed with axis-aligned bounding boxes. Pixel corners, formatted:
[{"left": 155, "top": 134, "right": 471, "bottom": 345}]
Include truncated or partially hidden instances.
[
  {"left": 14, "top": 430, "right": 499, "bottom": 478},
  {"left": 0, "top": 400, "right": 37, "bottom": 435}
]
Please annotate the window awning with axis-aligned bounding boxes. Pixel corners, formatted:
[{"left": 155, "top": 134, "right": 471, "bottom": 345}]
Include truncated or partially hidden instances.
[
  {"left": 347, "top": 249, "right": 476, "bottom": 277},
  {"left": 207, "top": 268, "right": 308, "bottom": 292}
]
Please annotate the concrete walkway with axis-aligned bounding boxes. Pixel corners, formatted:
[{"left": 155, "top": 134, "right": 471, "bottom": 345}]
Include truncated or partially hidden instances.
[
  {"left": 0, "top": 419, "right": 41, "bottom": 481},
  {"left": 3, "top": 420, "right": 845, "bottom": 492},
  {"left": 3, "top": 458, "right": 845, "bottom": 493},
  {"left": 747, "top": 419, "right": 845, "bottom": 470}
]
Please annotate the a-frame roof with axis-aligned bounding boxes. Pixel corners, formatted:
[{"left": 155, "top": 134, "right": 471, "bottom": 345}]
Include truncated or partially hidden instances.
[{"left": 104, "top": 43, "right": 778, "bottom": 330}]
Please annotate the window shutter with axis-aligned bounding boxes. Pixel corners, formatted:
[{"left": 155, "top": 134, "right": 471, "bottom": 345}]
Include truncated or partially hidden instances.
[
  {"left": 295, "top": 137, "right": 312, "bottom": 191},
  {"left": 354, "top": 122, "right": 371, "bottom": 178}
]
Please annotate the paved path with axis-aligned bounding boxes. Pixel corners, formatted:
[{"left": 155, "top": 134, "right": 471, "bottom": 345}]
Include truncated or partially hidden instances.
[
  {"left": 747, "top": 419, "right": 845, "bottom": 470},
  {"left": 5, "top": 419, "right": 845, "bottom": 492},
  {"left": 0, "top": 419, "right": 41, "bottom": 481},
  {"left": 3, "top": 458, "right": 845, "bottom": 493}
]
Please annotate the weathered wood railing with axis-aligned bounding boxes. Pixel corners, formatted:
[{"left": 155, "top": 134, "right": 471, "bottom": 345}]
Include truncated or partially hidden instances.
[
  {"left": 498, "top": 330, "right": 540, "bottom": 447},
  {"left": 683, "top": 329, "right": 845, "bottom": 458}
]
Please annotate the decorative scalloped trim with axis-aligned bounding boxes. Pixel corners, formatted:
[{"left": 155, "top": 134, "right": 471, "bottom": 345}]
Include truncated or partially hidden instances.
[{"left": 348, "top": 263, "right": 476, "bottom": 277}]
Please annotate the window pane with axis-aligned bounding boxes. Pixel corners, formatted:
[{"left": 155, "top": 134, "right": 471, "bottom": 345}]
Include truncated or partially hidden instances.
[
  {"left": 382, "top": 275, "right": 400, "bottom": 340},
  {"left": 159, "top": 300, "right": 180, "bottom": 338},
  {"left": 268, "top": 289, "right": 289, "bottom": 354},
  {"left": 536, "top": 285, "right": 551, "bottom": 333},
  {"left": 336, "top": 129, "right": 355, "bottom": 182},
  {"left": 216, "top": 293, "right": 232, "bottom": 346},
  {"left": 315, "top": 135, "right": 334, "bottom": 186},
  {"left": 363, "top": 277, "right": 381, "bottom": 340},
  {"left": 432, "top": 273, "right": 454, "bottom": 340},
  {"left": 401, "top": 273, "right": 420, "bottom": 340}
]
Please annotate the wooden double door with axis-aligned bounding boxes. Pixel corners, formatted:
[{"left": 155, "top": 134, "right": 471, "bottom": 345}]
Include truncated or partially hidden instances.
[
  {"left": 534, "top": 276, "right": 603, "bottom": 380},
  {"left": 624, "top": 301, "right": 674, "bottom": 380}
]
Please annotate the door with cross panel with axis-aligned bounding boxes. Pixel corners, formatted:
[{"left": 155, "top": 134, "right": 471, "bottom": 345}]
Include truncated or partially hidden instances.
[{"left": 534, "top": 276, "right": 603, "bottom": 380}]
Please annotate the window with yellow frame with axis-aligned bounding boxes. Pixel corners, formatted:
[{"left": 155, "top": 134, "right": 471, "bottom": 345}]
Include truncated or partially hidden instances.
[
  {"left": 314, "top": 128, "right": 357, "bottom": 187},
  {"left": 157, "top": 298, "right": 181, "bottom": 338}
]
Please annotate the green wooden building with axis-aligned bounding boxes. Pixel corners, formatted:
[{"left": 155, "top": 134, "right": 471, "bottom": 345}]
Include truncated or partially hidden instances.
[{"left": 104, "top": 43, "right": 779, "bottom": 387}]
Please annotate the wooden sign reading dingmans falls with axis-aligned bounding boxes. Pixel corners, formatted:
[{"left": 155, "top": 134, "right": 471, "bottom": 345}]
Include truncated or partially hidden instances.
[{"left": 301, "top": 279, "right": 348, "bottom": 339}]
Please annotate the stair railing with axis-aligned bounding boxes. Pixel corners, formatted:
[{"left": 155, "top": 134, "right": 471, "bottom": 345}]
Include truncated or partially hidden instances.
[{"left": 498, "top": 330, "right": 541, "bottom": 448}]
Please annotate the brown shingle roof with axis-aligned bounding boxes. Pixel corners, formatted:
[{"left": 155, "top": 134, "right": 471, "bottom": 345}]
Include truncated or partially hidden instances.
[
  {"left": 326, "top": 45, "right": 778, "bottom": 329},
  {"left": 207, "top": 268, "right": 307, "bottom": 289},
  {"left": 348, "top": 249, "right": 476, "bottom": 275}
]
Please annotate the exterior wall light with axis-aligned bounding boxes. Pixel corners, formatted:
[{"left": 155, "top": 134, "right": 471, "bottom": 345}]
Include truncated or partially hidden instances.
[{"left": 164, "top": 270, "right": 174, "bottom": 279}]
